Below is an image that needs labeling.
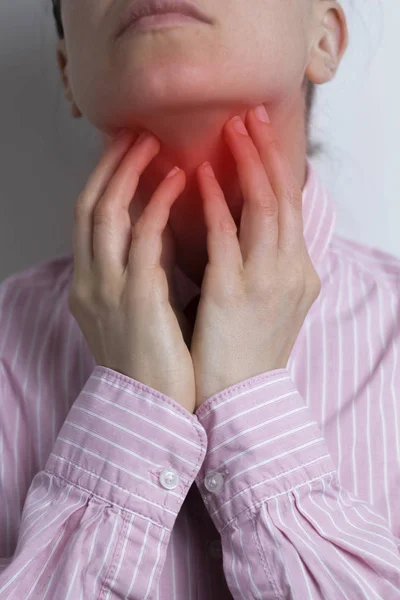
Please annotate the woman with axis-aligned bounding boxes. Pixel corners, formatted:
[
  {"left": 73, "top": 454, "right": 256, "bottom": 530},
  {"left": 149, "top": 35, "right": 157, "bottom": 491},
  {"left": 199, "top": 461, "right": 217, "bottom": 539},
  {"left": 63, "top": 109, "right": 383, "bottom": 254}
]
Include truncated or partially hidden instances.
[{"left": 0, "top": 0, "right": 399, "bottom": 598}]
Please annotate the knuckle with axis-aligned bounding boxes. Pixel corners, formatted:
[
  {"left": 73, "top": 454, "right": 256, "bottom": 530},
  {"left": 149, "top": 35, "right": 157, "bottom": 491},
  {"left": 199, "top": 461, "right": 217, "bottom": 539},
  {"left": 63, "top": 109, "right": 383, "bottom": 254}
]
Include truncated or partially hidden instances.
[
  {"left": 85, "top": 280, "right": 118, "bottom": 313},
  {"left": 68, "top": 282, "right": 89, "bottom": 312},
  {"left": 93, "top": 205, "right": 115, "bottom": 229},
  {"left": 96, "top": 283, "right": 118, "bottom": 308},
  {"left": 251, "top": 277, "right": 271, "bottom": 299},
  {"left": 257, "top": 193, "right": 278, "bottom": 217},
  {"left": 69, "top": 277, "right": 118, "bottom": 314},
  {"left": 266, "top": 135, "right": 281, "bottom": 153},
  {"left": 219, "top": 218, "right": 237, "bottom": 236},
  {"left": 73, "top": 198, "right": 87, "bottom": 221},
  {"left": 285, "top": 185, "right": 302, "bottom": 209},
  {"left": 286, "top": 268, "right": 305, "bottom": 295},
  {"left": 309, "top": 270, "right": 322, "bottom": 296}
]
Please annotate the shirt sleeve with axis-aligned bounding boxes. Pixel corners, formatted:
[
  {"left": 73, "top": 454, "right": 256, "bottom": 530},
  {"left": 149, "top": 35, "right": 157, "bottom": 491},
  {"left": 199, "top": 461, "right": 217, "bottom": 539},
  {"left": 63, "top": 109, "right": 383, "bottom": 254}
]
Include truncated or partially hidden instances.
[
  {"left": 0, "top": 365, "right": 207, "bottom": 599},
  {"left": 194, "top": 368, "right": 400, "bottom": 599}
]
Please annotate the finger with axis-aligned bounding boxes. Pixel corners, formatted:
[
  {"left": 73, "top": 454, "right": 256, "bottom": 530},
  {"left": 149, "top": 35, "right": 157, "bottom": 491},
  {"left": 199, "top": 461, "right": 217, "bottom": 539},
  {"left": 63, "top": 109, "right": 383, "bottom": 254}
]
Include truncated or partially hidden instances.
[
  {"left": 224, "top": 116, "right": 279, "bottom": 267},
  {"left": 245, "top": 108, "right": 305, "bottom": 255},
  {"left": 72, "top": 130, "right": 136, "bottom": 281},
  {"left": 196, "top": 161, "right": 243, "bottom": 276},
  {"left": 127, "top": 166, "right": 186, "bottom": 277},
  {"left": 92, "top": 132, "right": 162, "bottom": 283}
]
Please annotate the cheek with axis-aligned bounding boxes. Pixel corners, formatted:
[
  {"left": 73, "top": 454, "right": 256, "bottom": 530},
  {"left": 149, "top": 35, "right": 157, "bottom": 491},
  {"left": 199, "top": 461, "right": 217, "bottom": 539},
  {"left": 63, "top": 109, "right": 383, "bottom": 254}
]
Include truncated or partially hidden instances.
[{"left": 65, "top": 0, "right": 103, "bottom": 32}]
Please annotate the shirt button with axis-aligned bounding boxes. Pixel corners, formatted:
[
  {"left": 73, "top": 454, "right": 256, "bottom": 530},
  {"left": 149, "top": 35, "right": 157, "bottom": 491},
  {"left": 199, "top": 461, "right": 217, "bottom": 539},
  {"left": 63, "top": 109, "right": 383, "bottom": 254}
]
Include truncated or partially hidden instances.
[
  {"left": 159, "top": 468, "right": 179, "bottom": 490},
  {"left": 204, "top": 471, "right": 224, "bottom": 493},
  {"left": 208, "top": 539, "right": 223, "bottom": 560}
]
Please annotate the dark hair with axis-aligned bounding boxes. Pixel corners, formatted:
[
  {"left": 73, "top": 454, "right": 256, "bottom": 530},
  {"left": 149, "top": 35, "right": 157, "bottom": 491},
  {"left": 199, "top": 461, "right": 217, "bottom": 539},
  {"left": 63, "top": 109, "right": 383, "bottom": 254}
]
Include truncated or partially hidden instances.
[
  {"left": 50, "top": 0, "right": 322, "bottom": 158},
  {"left": 52, "top": 0, "right": 64, "bottom": 40}
]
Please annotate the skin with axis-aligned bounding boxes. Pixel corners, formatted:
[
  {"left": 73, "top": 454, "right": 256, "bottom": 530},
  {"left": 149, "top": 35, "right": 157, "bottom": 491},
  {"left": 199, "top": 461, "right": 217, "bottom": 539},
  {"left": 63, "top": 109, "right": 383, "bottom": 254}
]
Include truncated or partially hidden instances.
[{"left": 54, "top": 0, "right": 348, "bottom": 291}]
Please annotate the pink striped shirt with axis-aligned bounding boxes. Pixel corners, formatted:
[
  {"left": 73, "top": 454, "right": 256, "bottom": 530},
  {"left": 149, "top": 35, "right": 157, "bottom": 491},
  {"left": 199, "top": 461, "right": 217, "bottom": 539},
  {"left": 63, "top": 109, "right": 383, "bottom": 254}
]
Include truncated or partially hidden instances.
[{"left": 0, "top": 158, "right": 400, "bottom": 599}]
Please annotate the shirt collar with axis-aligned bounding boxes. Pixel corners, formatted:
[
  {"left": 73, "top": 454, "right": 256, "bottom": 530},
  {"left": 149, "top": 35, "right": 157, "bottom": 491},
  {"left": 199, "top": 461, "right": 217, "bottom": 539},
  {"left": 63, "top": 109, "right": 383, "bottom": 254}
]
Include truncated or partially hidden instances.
[{"left": 174, "top": 157, "right": 337, "bottom": 310}]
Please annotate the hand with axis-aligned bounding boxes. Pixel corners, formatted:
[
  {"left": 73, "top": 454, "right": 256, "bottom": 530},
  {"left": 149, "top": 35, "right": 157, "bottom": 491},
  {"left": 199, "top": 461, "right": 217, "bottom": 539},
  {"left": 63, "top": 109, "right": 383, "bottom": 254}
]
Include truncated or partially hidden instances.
[
  {"left": 68, "top": 130, "right": 196, "bottom": 414},
  {"left": 191, "top": 106, "right": 322, "bottom": 410}
]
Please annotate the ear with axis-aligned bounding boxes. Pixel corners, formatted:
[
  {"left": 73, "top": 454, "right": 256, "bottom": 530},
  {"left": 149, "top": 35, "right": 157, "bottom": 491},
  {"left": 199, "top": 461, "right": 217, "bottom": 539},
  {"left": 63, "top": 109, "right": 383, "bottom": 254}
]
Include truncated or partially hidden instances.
[
  {"left": 55, "top": 39, "right": 82, "bottom": 119},
  {"left": 304, "top": 2, "right": 349, "bottom": 86}
]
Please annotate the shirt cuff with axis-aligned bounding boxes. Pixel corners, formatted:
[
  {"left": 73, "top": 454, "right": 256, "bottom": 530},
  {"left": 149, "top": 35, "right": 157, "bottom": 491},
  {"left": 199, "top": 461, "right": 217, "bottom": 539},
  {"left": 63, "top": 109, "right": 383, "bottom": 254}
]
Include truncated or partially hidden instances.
[
  {"left": 45, "top": 365, "right": 207, "bottom": 531},
  {"left": 194, "top": 368, "right": 336, "bottom": 532}
]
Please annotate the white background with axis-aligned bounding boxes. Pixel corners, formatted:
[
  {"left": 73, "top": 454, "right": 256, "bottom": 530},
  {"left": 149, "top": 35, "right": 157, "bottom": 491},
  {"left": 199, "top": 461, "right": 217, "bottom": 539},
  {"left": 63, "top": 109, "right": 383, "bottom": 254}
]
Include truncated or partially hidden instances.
[{"left": 0, "top": 0, "right": 394, "bottom": 283}]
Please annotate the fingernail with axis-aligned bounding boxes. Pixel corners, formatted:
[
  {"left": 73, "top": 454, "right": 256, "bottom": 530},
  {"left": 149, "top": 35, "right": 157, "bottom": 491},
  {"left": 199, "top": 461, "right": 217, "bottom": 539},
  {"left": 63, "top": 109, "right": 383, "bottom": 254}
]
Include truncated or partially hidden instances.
[
  {"left": 231, "top": 116, "right": 249, "bottom": 136},
  {"left": 201, "top": 161, "right": 214, "bottom": 177},
  {"left": 136, "top": 131, "right": 150, "bottom": 143},
  {"left": 166, "top": 166, "right": 180, "bottom": 179},
  {"left": 254, "top": 104, "right": 270, "bottom": 123}
]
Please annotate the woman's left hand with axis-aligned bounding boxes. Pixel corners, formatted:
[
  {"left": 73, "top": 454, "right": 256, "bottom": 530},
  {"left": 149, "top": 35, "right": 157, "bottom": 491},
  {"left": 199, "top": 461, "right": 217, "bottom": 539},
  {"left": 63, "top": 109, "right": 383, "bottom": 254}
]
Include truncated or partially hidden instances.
[{"left": 191, "top": 106, "right": 322, "bottom": 411}]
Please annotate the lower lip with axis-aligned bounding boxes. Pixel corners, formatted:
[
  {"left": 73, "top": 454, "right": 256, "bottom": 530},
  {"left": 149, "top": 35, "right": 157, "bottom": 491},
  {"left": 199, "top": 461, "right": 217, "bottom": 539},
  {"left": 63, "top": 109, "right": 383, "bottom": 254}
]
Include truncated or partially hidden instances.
[{"left": 124, "top": 12, "right": 204, "bottom": 32}]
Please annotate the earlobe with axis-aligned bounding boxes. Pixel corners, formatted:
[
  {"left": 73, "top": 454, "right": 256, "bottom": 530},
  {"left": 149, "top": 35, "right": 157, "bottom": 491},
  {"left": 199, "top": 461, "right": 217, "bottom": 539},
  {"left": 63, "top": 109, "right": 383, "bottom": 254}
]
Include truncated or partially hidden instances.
[
  {"left": 324, "top": 58, "right": 336, "bottom": 76},
  {"left": 304, "top": 57, "right": 333, "bottom": 86},
  {"left": 71, "top": 103, "right": 82, "bottom": 119}
]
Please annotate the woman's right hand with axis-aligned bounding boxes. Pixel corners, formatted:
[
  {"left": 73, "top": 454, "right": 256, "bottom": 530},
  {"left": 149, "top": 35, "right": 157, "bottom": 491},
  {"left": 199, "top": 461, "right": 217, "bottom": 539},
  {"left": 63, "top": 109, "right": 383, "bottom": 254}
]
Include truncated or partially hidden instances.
[{"left": 68, "top": 129, "right": 196, "bottom": 415}]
